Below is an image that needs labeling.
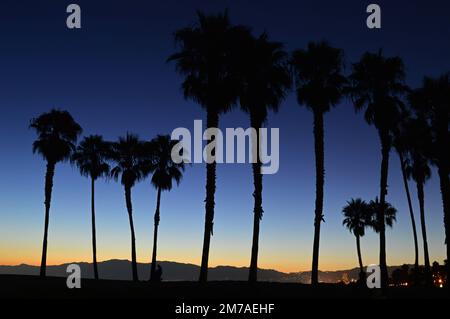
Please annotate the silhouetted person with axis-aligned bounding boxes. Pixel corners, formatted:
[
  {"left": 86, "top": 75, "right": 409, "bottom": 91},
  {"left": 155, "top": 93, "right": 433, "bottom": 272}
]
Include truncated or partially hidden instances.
[{"left": 154, "top": 265, "right": 163, "bottom": 282}]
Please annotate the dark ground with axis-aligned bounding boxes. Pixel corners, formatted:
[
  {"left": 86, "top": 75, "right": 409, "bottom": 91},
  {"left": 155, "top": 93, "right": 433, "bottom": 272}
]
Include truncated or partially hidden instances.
[{"left": 0, "top": 275, "right": 449, "bottom": 299}]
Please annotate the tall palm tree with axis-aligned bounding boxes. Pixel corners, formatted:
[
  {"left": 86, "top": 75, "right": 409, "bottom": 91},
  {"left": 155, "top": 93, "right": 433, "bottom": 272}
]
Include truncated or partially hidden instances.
[
  {"left": 168, "top": 11, "right": 250, "bottom": 282},
  {"left": 392, "top": 112, "right": 419, "bottom": 272},
  {"left": 29, "top": 109, "right": 82, "bottom": 277},
  {"left": 407, "top": 108, "right": 442, "bottom": 285},
  {"left": 348, "top": 50, "right": 408, "bottom": 288},
  {"left": 109, "top": 133, "right": 148, "bottom": 282},
  {"left": 238, "top": 33, "right": 291, "bottom": 283},
  {"left": 342, "top": 198, "right": 371, "bottom": 280},
  {"left": 147, "top": 135, "right": 185, "bottom": 282},
  {"left": 290, "top": 41, "right": 347, "bottom": 285},
  {"left": 71, "top": 135, "right": 111, "bottom": 280},
  {"left": 410, "top": 74, "right": 450, "bottom": 283}
]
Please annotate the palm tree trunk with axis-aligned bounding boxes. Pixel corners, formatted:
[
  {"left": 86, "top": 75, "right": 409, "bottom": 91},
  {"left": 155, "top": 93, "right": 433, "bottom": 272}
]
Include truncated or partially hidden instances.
[
  {"left": 91, "top": 177, "right": 99, "bottom": 280},
  {"left": 40, "top": 161, "right": 55, "bottom": 277},
  {"left": 378, "top": 130, "right": 390, "bottom": 290},
  {"left": 125, "top": 185, "right": 138, "bottom": 282},
  {"left": 437, "top": 164, "right": 450, "bottom": 287},
  {"left": 249, "top": 118, "right": 263, "bottom": 283},
  {"left": 311, "top": 110, "right": 324, "bottom": 285},
  {"left": 199, "top": 111, "right": 219, "bottom": 283},
  {"left": 356, "top": 234, "right": 364, "bottom": 277},
  {"left": 150, "top": 187, "right": 162, "bottom": 281},
  {"left": 399, "top": 154, "right": 419, "bottom": 271},
  {"left": 417, "top": 181, "right": 431, "bottom": 284}
]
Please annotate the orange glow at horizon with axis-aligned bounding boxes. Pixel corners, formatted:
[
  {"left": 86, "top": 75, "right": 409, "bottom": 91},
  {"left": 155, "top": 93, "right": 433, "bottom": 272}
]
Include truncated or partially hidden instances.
[{"left": 0, "top": 250, "right": 366, "bottom": 273}]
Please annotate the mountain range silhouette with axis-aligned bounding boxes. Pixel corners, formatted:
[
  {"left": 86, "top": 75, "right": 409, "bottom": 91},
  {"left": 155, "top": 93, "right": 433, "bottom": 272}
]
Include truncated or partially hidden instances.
[{"left": 0, "top": 259, "right": 404, "bottom": 283}]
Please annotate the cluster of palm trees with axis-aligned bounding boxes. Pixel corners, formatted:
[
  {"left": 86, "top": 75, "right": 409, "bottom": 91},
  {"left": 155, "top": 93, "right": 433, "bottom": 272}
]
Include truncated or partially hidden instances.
[
  {"left": 342, "top": 198, "right": 397, "bottom": 282},
  {"left": 168, "top": 11, "right": 449, "bottom": 288},
  {"left": 343, "top": 70, "right": 450, "bottom": 288},
  {"left": 30, "top": 11, "right": 449, "bottom": 287},
  {"left": 30, "top": 113, "right": 185, "bottom": 282}
]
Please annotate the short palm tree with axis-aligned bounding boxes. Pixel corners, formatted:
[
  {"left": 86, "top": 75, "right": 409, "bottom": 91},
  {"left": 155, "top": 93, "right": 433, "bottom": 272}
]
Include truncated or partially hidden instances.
[
  {"left": 238, "top": 33, "right": 291, "bottom": 283},
  {"left": 29, "top": 109, "right": 82, "bottom": 277},
  {"left": 348, "top": 50, "right": 408, "bottom": 288},
  {"left": 168, "top": 11, "right": 250, "bottom": 282},
  {"left": 368, "top": 198, "right": 397, "bottom": 279},
  {"left": 342, "top": 198, "right": 371, "bottom": 279},
  {"left": 147, "top": 135, "right": 185, "bottom": 282},
  {"left": 410, "top": 73, "right": 450, "bottom": 282},
  {"left": 291, "top": 41, "right": 347, "bottom": 285},
  {"left": 368, "top": 198, "right": 397, "bottom": 233},
  {"left": 109, "top": 133, "right": 148, "bottom": 282},
  {"left": 71, "top": 135, "right": 111, "bottom": 280}
]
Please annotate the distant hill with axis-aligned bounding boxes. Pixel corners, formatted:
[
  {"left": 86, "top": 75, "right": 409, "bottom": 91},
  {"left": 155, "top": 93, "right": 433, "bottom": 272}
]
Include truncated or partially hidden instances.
[{"left": 0, "top": 260, "right": 406, "bottom": 283}]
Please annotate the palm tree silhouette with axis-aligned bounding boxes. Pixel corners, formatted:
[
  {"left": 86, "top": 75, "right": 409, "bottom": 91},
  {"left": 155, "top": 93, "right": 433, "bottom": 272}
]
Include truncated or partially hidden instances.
[
  {"left": 290, "top": 41, "right": 346, "bottom": 285},
  {"left": 342, "top": 198, "right": 371, "bottom": 280},
  {"left": 348, "top": 50, "right": 408, "bottom": 289},
  {"left": 404, "top": 118, "right": 432, "bottom": 283},
  {"left": 237, "top": 33, "right": 291, "bottom": 283},
  {"left": 392, "top": 112, "right": 419, "bottom": 272},
  {"left": 168, "top": 11, "right": 250, "bottom": 282},
  {"left": 368, "top": 197, "right": 397, "bottom": 233},
  {"left": 29, "top": 109, "right": 82, "bottom": 277},
  {"left": 410, "top": 73, "right": 450, "bottom": 283},
  {"left": 109, "top": 133, "right": 149, "bottom": 282},
  {"left": 147, "top": 135, "right": 185, "bottom": 282},
  {"left": 71, "top": 135, "right": 111, "bottom": 280}
]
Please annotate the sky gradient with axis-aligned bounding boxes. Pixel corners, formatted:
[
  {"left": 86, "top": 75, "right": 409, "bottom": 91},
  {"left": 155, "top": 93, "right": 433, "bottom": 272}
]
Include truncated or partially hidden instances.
[{"left": 0, "top": 0, "right": 449, "bottom": 273}]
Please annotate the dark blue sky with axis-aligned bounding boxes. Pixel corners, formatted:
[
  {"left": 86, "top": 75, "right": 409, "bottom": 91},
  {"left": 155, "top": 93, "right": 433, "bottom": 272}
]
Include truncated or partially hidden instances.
[{"left": 0, "top": 0, "right": 449, "bottom": 271}]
